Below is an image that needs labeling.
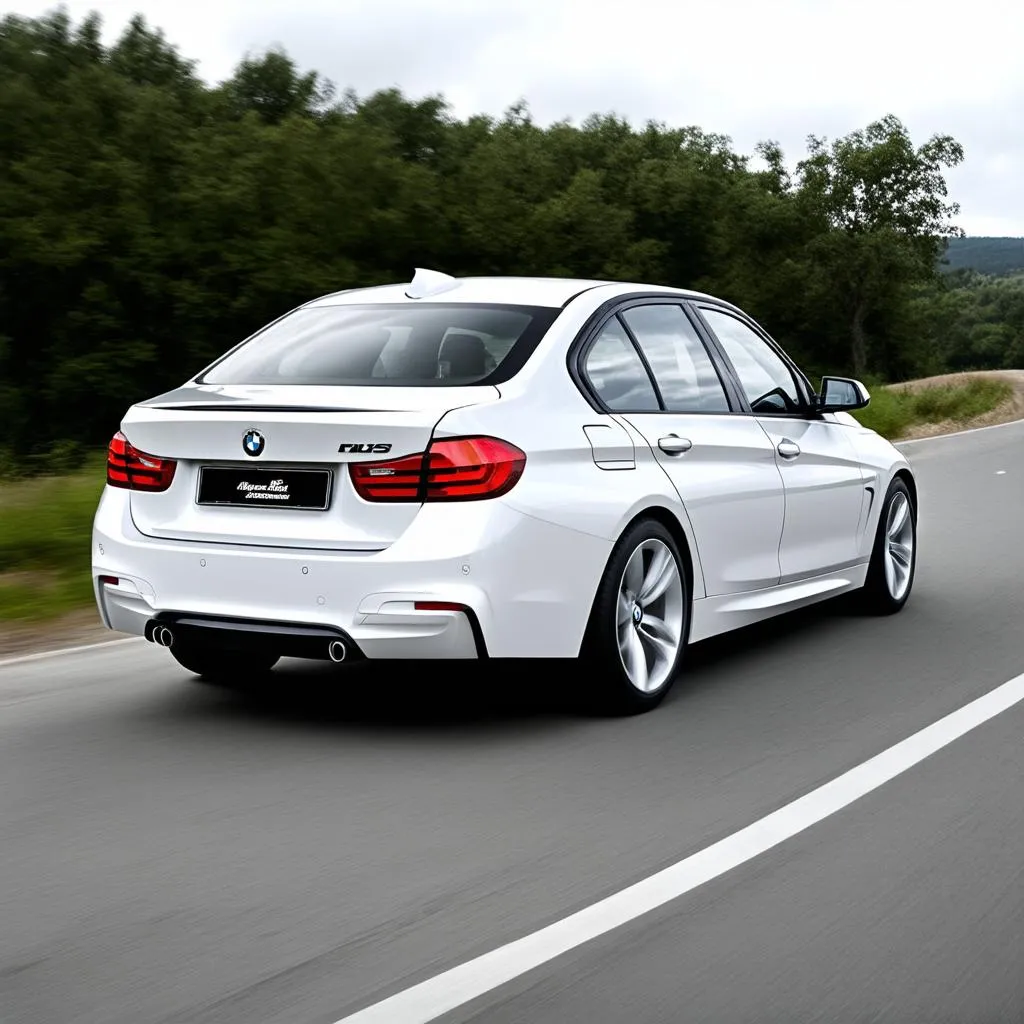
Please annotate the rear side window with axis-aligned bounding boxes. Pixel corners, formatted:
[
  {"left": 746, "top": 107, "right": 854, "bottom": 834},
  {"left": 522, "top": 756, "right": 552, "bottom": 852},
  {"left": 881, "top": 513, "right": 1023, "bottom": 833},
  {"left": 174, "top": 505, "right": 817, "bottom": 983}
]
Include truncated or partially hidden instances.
[
  {"left": 620, "top": 304, "right": 730, "bottom": 413},
  {"left": 199, "top": 303, "right": 558, "bottom": 386},
  {"left": 582, "top": 320, "right": 660, "bottom": 411}
]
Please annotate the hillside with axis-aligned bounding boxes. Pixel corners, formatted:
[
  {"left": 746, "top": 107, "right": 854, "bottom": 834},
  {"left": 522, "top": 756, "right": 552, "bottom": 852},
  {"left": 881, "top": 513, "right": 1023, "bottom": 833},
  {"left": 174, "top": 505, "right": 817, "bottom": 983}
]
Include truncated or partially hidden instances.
[{"left": 943, "top": 236, "right": 1024, "bottom": 275}]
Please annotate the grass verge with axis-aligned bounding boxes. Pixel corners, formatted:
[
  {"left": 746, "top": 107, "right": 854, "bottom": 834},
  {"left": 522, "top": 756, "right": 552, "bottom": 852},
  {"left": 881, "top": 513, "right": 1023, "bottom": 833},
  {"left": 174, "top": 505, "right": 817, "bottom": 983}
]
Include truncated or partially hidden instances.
[
  {"left": 0, "top": 455, "right": 106, "bottom": 623},
  {"left": 852, "top": 377, "right": 1014, "bottom": 439}
]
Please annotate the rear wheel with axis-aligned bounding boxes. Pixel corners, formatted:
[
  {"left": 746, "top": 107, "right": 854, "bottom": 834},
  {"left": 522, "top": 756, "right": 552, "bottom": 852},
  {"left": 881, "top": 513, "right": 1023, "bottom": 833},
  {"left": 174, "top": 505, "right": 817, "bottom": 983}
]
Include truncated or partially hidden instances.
[
  {"left": 582, "top": 519, "right": 689, "bottom": 715},
  {"left": 168, "top": 641, "right": 279, "bottom": 685},
  {"left": 858, "top": 477, "right": 917, "bottom": 615}
]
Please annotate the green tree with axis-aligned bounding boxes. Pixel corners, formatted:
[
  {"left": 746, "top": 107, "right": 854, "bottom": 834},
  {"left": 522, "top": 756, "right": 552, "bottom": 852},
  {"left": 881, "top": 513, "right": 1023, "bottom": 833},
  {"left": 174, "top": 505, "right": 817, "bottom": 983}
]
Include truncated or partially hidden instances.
[
  {"left": 794, "top": 115, "right": 964, "bottom": 376},
  {"left": 222, "top": 47, "right": 334, "bottom": 123},
  {"left": 108, "top": 14, "right": 199, "bottom": 94}
]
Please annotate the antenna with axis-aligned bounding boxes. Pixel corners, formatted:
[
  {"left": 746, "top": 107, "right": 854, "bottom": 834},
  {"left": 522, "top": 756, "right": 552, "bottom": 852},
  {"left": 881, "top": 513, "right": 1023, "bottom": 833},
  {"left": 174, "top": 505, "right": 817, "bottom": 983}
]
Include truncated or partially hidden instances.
[{"left": 406, "top": 268, "right": 459, "bottom": 300}]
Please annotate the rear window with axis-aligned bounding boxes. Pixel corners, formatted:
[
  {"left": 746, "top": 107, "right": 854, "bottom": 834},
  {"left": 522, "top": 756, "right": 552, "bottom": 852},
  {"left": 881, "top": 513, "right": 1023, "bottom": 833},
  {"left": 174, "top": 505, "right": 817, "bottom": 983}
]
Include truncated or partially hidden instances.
[{"left": 198, "top": 303, "right": 560, "bottom": 386}]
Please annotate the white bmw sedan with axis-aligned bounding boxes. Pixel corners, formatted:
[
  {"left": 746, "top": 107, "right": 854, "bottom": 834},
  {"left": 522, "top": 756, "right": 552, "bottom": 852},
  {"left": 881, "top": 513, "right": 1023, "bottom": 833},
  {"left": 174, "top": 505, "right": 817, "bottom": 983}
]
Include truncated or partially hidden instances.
[{"left": 92, "top": 270, "right": 917, "bottom": 713}]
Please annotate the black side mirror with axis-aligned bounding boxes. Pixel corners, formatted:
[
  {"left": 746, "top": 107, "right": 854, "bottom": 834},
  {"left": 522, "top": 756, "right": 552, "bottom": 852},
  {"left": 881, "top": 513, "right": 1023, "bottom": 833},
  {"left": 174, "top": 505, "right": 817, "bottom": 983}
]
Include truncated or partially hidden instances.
[{"left": 817, "top": 376, "right": 870, "bottom": 413}]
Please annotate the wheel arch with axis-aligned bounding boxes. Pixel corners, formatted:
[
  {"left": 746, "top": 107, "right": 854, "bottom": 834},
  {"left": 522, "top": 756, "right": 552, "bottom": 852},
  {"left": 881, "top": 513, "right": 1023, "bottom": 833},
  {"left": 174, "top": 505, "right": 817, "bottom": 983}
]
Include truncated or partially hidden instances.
[
  {"left": 633, "top": 506, "right": 696, "bottom": 609},
  {"left": 864, "top": 467, "right": 917, "bottom": 554},
  {"left": 578, "top": 504, "right": 697, "bottom": 655},
  {"left": 872, "top": 466, "right": 921, "bottom": 544},
  {"left": 893, "top": 467, "right": 918, "bottom": 514}
]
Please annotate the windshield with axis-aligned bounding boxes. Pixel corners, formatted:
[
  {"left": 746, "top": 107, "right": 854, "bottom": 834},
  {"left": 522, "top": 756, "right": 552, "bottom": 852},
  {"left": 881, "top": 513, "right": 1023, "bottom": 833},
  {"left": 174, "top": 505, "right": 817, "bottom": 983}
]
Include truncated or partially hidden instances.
[{"left": 198, "top": 303, "right": 559, "bottom": 387}]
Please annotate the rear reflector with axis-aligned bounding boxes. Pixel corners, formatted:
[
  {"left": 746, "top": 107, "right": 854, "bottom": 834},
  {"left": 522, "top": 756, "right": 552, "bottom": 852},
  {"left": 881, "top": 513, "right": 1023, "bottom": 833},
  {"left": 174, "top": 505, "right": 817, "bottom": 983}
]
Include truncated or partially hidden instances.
[
  {"left": 98, "top": 575, "right": 119, "bottom": 586},
  {"left": 350, "top": 436, "right": 526, "bottom": 503},
  {"left": 107, "top": 431, "right": 177, "bottom": 492},
  {"left": 413, "top": 601, "right": 467, "bottom": 612}
]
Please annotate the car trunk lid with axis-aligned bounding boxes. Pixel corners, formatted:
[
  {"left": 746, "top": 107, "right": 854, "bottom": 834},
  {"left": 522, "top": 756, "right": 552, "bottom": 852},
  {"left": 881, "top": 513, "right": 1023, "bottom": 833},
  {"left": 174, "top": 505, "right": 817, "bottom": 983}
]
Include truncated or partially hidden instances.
[{"left": 121, "top": 384, "right": 499, "bottom": 550}]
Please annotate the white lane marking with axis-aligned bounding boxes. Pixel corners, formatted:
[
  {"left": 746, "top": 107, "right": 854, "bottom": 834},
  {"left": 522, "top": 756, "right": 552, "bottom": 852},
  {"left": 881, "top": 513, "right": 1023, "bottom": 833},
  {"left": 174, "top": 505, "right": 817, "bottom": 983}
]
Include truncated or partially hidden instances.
[
  {"left": 335, "top": 671, "right": 1024, "bottom": 1024},
  {"left": 996, "top": 470, "right": 1007, "bottom": 476},
  {"left": 0, "top": 636, "right": 143, "bottom": 669}
]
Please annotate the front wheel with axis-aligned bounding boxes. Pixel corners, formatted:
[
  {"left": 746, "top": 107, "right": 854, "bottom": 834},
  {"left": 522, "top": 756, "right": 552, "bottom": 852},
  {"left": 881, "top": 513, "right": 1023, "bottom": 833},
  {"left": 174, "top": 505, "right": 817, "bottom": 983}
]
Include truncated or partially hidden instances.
[
  {"left": 169, "top": 641, "right": 280, "bottom": 684},
  {"left": 858, "top": 477, "right": 917, "bottom": 615},
  {"left": 581, "top": 519, "right": 689, "bottom": 715}
]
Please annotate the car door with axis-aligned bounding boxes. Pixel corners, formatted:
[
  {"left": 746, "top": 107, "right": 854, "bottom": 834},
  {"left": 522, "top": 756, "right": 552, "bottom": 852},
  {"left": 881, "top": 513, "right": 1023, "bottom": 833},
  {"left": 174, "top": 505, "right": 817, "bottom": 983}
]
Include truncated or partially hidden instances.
[
  {"left": 579, "top": 302, "right": 786, "bottom": 597},
  {"left": 695, "top": 304, "right": 868, "bottom": 582}
]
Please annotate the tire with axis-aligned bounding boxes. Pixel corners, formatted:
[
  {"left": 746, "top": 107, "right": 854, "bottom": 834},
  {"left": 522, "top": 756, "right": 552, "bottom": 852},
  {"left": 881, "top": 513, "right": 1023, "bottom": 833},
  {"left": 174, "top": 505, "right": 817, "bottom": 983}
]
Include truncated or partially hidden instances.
[
  {"left": 581, "top": 518, "right": 689, "bottom": 715},
  {"left": 168, "top": 640, "right": 280, "bottom": 685},
  {"left": 858, "top": 477, "right": 917, "bottom": 615}
]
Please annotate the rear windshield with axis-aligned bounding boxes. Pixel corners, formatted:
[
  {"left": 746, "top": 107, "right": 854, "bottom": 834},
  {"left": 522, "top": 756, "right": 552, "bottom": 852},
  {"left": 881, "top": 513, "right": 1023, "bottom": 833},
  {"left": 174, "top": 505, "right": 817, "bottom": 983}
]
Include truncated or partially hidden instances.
[{"left": 198, "top": 303, "right": 560, "bottom": 386}]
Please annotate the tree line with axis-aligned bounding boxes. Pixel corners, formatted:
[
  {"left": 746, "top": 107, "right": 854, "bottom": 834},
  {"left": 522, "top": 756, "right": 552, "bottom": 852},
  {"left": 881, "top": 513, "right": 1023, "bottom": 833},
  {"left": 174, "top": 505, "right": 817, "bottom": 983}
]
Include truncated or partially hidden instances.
[
  {"left": 1, "top": 8, "right": 1019, "bottom": 472},
  {"left": 943, "top": 237, "right": 1024, "bottom": 277}
]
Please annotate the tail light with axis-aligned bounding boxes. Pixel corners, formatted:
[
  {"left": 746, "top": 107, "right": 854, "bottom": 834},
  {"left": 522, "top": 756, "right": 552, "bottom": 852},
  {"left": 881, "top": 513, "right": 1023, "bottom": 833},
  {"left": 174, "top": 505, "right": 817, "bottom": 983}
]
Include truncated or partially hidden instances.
[
  {"left": 106, "top": 431, "right": 177, "bottom": 492},
  {"left": 350, "top": 436, "right": 525, "bottom": 503}
]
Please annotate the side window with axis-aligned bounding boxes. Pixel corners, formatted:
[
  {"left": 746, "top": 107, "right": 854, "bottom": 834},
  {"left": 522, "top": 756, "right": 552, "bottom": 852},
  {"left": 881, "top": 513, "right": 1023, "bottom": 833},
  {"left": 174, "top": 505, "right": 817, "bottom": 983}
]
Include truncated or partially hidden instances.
[
  {"left": 700, "top": 307, "right": 803, "bottom": 414},
  {"left": 620, "top": 305, "right": 730, "bottom": 413},
  {"left": 582, "top": 319, "right": 660, "bottom": 411}
]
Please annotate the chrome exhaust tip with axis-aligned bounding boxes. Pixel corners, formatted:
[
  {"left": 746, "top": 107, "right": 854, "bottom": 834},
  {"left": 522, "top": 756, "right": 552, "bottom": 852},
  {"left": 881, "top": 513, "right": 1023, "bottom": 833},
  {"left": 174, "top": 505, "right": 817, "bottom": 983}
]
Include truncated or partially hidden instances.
[
  {"left": 327, "top": 639, "right": 347, "bottom": 663},
  {"left": 154, "top": 626, "right": 174, "bottom": 648}
]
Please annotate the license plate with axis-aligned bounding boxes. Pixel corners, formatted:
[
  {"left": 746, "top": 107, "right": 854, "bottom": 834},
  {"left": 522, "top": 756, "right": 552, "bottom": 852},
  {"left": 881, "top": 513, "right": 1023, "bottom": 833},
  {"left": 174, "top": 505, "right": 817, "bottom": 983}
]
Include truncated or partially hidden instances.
[{"left": 197, "top": 467, "right": 332, "bottom": 510}]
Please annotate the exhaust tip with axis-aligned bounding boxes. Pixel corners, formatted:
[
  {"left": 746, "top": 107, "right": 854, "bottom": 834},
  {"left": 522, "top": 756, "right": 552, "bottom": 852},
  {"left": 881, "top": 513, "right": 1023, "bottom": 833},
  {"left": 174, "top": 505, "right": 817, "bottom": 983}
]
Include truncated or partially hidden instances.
[
  {"left": 328, "top": 639, "right": 347, "bottom": 663},
  {"left": 154, "top": 626, "right": 174, "bottom": 648}
]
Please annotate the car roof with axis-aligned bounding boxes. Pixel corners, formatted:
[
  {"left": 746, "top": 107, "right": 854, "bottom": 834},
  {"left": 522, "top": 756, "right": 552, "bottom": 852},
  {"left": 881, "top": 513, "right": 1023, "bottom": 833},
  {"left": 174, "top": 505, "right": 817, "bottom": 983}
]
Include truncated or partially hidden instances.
[{"left": 302, "top": 273, "right": 729, "bottom": 311}]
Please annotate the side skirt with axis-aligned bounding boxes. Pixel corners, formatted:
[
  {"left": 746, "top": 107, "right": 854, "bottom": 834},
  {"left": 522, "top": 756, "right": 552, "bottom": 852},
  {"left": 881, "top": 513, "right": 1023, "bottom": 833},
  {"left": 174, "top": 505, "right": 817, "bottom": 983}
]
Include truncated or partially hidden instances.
[{"left": 689, "top": 564, "right": 870, "bottom": 644}]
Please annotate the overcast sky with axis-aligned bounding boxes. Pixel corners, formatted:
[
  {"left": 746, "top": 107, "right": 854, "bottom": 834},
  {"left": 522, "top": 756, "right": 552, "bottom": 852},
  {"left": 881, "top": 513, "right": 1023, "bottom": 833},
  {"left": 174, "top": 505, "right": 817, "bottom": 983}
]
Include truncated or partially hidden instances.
[{"left": 9, "top": 0, "right": 1024, "bottom": 236}]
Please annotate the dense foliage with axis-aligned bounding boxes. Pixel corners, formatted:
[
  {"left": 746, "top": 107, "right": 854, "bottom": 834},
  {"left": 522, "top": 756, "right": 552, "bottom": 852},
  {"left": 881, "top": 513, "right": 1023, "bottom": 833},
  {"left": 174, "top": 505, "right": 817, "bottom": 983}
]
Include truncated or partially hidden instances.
[
  {"left": 1, "top": 8, "right": 1019, "bottom": 472},
  {"left": 910, "top": 270, "right": 1024, "bottom": 371}
]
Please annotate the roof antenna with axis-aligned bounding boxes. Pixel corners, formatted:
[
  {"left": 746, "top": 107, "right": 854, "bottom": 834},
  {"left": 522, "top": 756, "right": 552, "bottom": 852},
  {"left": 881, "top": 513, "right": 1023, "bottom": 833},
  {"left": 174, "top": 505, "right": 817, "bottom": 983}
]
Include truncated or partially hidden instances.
[{"left": 406, "top": 268, "right": 459, "bottom": 300}]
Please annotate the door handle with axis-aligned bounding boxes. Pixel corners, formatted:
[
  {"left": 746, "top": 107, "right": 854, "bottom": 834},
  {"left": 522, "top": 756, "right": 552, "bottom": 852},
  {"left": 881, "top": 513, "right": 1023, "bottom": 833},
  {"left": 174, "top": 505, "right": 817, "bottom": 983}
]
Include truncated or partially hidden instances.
[
  {"left": 658, "top": 435, "right": 693, "bottom": 455},
  {"left": 777, "top": 439, "right": 801, "bottom": 459}
]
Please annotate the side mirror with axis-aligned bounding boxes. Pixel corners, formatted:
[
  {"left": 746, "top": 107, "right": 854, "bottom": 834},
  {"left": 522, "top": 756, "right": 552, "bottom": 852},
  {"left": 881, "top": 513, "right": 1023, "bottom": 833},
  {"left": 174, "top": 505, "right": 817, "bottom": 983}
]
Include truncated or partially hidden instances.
[{"left": 817, "top": 376, "right": 870, "bottom": 413}]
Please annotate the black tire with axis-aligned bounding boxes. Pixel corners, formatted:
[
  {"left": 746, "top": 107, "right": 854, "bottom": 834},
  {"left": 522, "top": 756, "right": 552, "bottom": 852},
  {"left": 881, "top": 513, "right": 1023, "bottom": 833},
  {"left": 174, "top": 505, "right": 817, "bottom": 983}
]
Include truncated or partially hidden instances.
[
  {"left": 580, "top": 518, "right": 689, "bottom": 715},
  {"left": 168, "top": 641, "right": 279, "bottom": 685},
  {"left": 858, "top": 477, "right": 917, "bottom": 615}
]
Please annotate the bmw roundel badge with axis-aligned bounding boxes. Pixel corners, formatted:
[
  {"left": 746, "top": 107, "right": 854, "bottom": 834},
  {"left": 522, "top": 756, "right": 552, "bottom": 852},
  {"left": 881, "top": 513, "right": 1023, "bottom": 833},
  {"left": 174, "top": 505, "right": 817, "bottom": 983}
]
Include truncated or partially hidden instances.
[{"left": 242, "top": 429, "right": 265, "bottom": 457}]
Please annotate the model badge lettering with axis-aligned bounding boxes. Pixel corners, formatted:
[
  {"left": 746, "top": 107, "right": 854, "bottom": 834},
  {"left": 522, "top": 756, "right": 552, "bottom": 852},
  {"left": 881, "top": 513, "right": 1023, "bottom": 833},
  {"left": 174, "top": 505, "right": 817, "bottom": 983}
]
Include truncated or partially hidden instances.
[{"left": 338, "top": 443, "right": 392, "bottom": 454}]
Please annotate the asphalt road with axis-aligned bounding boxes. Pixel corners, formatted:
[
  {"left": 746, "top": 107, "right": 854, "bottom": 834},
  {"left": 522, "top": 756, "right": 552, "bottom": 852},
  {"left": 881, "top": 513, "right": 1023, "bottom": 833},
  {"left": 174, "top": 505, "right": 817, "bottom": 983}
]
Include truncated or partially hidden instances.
[{"left": 2, "top": 421, "right": 1024, "bottom": 1024}]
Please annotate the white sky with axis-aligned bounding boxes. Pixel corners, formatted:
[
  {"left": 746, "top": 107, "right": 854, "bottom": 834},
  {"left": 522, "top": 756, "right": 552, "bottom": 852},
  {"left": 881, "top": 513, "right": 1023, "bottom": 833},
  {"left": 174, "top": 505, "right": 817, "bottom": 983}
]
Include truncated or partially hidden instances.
[{"left": 9, "top": 0, "right": 1024, "bottom": 236}]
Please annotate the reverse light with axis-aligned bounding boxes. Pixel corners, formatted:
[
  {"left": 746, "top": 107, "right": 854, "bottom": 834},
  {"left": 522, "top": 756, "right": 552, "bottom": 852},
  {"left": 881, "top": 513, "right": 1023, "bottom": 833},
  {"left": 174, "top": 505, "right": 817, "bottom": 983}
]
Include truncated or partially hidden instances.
[
  {"left": 350, "top": 436, "right": 526, "bottom": 503},
  {"left": 106, "top": 431, "right": 177, "bottom": 492}
]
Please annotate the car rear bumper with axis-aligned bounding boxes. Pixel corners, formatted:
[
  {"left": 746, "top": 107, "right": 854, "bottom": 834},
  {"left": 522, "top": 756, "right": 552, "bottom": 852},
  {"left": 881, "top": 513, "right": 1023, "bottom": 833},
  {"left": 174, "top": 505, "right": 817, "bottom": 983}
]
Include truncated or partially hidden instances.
[{"left": 91, "top": 488, "right": 609, "bottom": 660}]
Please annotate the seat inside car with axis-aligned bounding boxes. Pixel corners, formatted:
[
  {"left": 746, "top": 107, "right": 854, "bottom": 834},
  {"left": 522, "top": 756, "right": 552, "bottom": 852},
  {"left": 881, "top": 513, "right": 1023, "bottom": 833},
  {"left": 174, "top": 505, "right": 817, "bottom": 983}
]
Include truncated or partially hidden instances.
[{"left": 437, "top": 331, "right": 487, "bottom": 378}]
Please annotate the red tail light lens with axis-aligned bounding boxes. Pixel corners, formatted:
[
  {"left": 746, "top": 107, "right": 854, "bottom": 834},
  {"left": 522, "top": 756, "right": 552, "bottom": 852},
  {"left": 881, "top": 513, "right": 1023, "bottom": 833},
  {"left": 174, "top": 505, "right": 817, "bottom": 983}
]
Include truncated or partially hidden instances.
[
  {"left": 350, "top": 436, "right": 526, "bottom": 503},
  {"left": 424, "top": 437, "right": 526, "bottom": 500},
  {"left": 106, "top": 431, "right": 177, "bottom": 492}
]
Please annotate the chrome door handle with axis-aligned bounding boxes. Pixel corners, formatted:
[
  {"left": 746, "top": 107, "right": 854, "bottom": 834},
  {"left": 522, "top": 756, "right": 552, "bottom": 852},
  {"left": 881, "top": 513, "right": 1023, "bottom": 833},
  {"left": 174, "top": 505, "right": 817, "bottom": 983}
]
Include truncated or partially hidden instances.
[
  {"left": 658, "top": 435, "right": 693, "bottom": 455},
  {"left": 777, "top": 439, "right": 801, "bottom": 459}
]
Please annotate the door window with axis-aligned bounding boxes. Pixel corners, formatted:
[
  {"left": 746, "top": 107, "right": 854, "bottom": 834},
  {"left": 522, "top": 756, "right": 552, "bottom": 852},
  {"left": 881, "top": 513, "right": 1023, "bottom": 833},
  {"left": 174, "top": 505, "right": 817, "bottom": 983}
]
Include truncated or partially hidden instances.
[
  {"left": 620, "top": 305, "right": 730, "bottom": 413},
  {"left": 700, "top": 307, "right": 804, "bottom": 414}
]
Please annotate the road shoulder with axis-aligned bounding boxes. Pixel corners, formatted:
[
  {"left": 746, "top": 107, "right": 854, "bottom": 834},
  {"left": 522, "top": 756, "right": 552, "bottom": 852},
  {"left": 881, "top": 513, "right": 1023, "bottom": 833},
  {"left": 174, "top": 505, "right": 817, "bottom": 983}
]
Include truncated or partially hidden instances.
[
  {"left": 893, "top": 368, "right": 1024, "bottom": 441},
  {"left": 0, "top": 607, "right": 127, "bottom": 660}
]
